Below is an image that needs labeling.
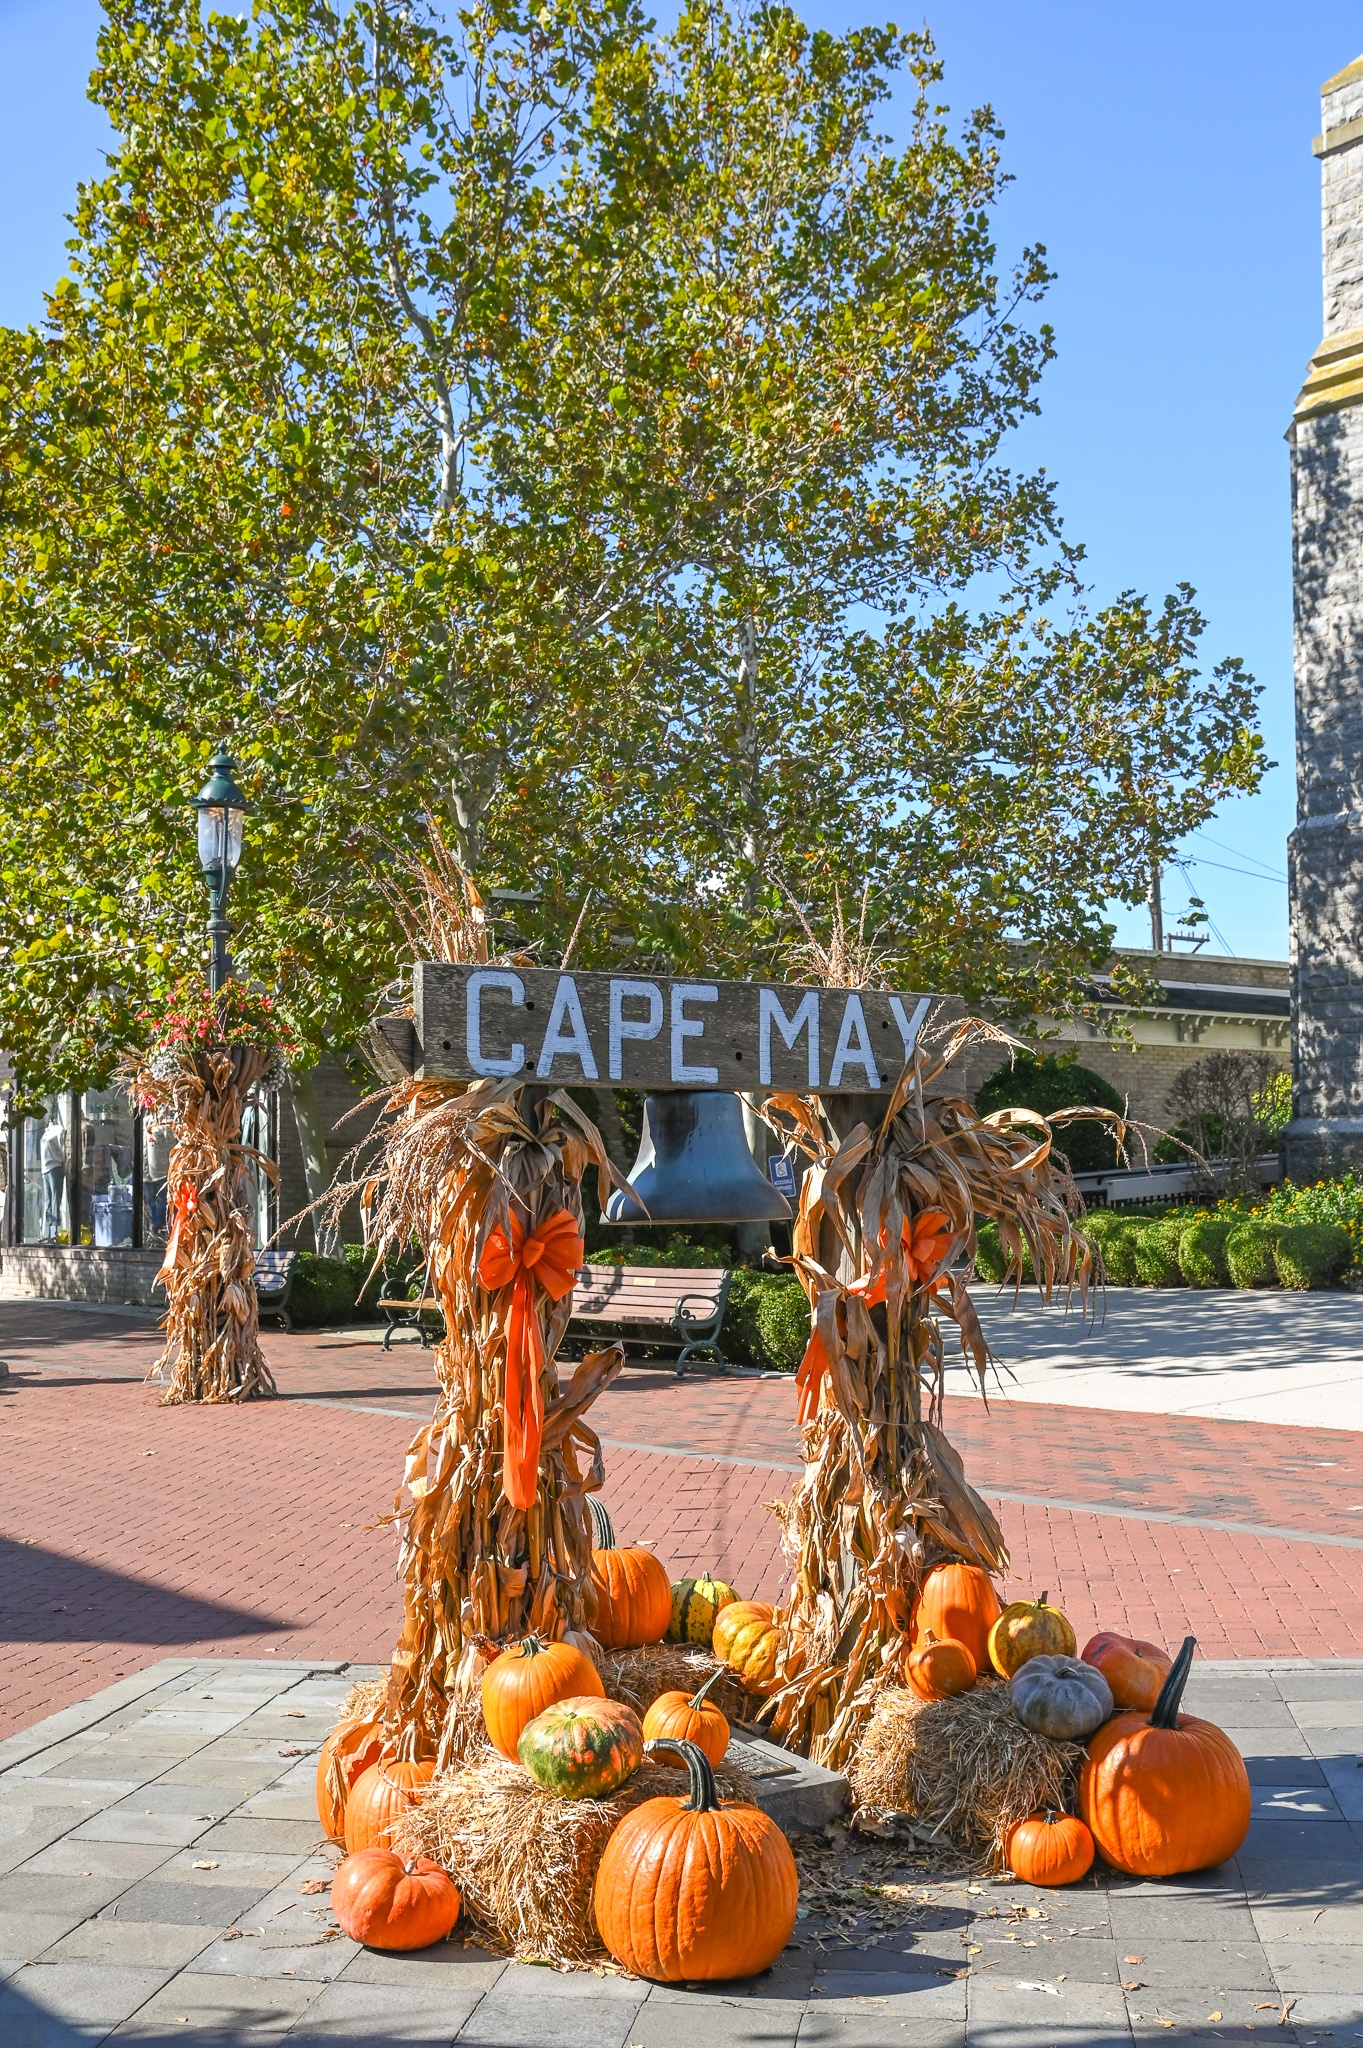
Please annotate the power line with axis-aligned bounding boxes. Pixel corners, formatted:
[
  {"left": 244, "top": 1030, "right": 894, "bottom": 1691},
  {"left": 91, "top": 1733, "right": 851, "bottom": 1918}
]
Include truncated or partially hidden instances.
[{"left": 1187, "top": 831, "right": 1288, "bottom": 882}]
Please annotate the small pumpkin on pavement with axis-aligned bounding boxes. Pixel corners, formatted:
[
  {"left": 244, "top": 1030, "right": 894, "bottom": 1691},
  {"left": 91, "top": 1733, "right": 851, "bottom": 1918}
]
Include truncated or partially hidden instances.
[
  {"left": 591, "top": 1545, "right": 673, "bottom": 1649},
  {"left": 331, "top": 1848, "right": 461, "bottom": 1949},
  {"left": 988, "top": 1591, "right": 1076, "bottom": 1677},
  {"left": 517, "top": 1695, "right": 644, "bottom": 1798},
  {"left": 1081, "top": 1631, "right": 1172, "bottom": 1712},
  {"left": 343, "top": 1759, "right": 437, "bottom": 1855},
  {"left": 913, "top": 1561, "right": 1001, "bottom": 1672},
  {"left": 593, "top": 1737, "right": 799, "bottom": 1981},
  {"left": 667, "top": 1573, "right": 739, "bottom": 1645},
  {"left": 1011, "top": 1654, "right": 1113, "bottom": 1741},
  {"left": 713, "top": 1600, "right": 782, "bottom": 1694},
  {"left": 906, "top": 1629, "right": 976, "bottom": 1702},
  {"left": 481, "top": 1634, "right": 604, "bottom": 1760},
  {"left": 1005, "top": 1810, "right": 1095, "bottom": 1887},
  {"left": 642, "top": 1665, "right": 731, "bottom": 1766},
  {"left": 1079, "top": 1635, "right": 1251, "bottom": 1878}
]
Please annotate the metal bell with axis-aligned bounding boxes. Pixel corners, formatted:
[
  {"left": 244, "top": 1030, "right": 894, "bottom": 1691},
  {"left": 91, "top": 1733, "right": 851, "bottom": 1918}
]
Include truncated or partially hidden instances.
[{"left": 605, "top": 1091, "right": 793, "bottom": 1226}]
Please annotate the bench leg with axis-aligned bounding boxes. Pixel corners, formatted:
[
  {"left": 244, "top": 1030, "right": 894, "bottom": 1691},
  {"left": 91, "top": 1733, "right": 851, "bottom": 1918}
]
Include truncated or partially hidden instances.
[
  {"left": 675, "top": 1340, "right": 726, "bottom": 1377},
  {"left": 382, "top": 1315, "right": 395, "bottom": 1352}
]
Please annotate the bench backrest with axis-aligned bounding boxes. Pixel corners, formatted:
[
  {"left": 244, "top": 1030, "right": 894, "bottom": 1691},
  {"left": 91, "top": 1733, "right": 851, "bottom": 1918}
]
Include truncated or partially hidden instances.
[
  {"left": 253, "top": 1248, "right": 297, "bottom": 1286},
  {"left": 574, "top": 1264, "right": 729, "bottom": 1318}
]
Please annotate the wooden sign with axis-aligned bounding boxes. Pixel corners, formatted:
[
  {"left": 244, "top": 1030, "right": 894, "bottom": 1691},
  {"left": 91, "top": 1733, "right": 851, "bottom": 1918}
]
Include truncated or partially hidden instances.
[{"left": 413, "top": 963, "right": 947, "bottom": 1093}]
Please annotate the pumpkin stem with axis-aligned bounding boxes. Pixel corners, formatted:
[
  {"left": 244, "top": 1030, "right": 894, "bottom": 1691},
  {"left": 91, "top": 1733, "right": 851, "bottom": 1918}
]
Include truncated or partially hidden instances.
[
  {"left": 1036, "top": 1592, "right": 1049, "bottom": 1609},
  {"left": 686, "top": 1664, "right": 730, "bottom": 1712},
  {"left": 644, "top": 1736, "right": 720, "bottom": 1812},
  {"left": 516, "top": 1635, "right": 545, "bottom": 1658},
  {"left": 1148, "top": 1634, "right": 1196, "bottom": 1728}
]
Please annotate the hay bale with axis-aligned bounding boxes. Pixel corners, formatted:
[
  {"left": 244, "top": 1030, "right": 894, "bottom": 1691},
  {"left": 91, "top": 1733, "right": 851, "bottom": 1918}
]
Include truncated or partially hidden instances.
[
  {"left": 391, "top": 1746, "right": 755, "bottom": 1965},
  {"left": 338, "top": 1676, "right": 387, "bottom": 1726},
  {"left": 596, "top": 1641, "right": 747, "bottom": 1723},
  {"left": 849, "top": 1679, "right": 1083, "bottom": 1869}
]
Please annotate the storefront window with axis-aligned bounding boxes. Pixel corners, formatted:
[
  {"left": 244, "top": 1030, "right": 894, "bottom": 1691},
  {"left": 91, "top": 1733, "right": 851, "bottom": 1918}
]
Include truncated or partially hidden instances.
[
  {"left": 23, "top": 1098, "right": 72, "bottom": 1243},
  {"left": 142, "top": 1115, "right": 173, "bottom": 1245},
  {"left": 79, "top": 1088, "right": 136, "bottom": 1248},
  {"left": 240, "top": 1091, "right": 275, "bottom": 1248}
]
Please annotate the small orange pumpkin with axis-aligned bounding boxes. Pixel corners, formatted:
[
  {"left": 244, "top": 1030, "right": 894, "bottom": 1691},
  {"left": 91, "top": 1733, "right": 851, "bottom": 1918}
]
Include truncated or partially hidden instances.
[
  {"left": 315, "top": 1715, "right": 385, "bottom": 1844},
  {"left": 594, "top": 1737, "right": 799, "bottom": 1980},
  {"left": 331, "top": 1849, "right": 461, "bottom": 1949},
  {"left": 1079, "top": 1635, "right": 1251, "bottom": 1878},
  {"left": 1081, "top": 1631, "right": 1172, "bottom": 1712},
  {"left": 591, "top": 1545, "right": 673, "bottom": 1649},
  {"left": 913, "top": 1561, "right": 1001, "bottom": 1673},
  {"left": 1005, "top": 1810, "right": 1095, "bottom": 1887},
  {"left": 343, "top": 1758, "right": 436, "bottom": 1855},
  {"left": 906, "top": 1629, "right": 976, "bottom": 1702},
  {"left": 713, "top": 1600, "right": 782, "bottom": 1693},
  {"left": 481, "top": 1634, "right": 604, "bottom": 1760},
  {"left": 642, "top": 1665, "right": 731, "bottom": 1766}
]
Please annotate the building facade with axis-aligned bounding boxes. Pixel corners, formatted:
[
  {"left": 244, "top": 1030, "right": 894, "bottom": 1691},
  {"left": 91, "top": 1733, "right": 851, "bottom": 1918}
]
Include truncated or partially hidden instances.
[{"left": 1286, "top": 55, "right": 1363, "bottom": 1176}]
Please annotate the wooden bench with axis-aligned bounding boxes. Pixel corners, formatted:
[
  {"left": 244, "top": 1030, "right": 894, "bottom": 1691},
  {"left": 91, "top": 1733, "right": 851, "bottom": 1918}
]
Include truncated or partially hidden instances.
[
  {"left": 569, "top": 1265, "right": 733, "bottom": 1377},
  {"left": 378, "top": 1268, "right": 445, "bottom": 1351},
  {"left": 253, "top": 1248, "right": 298, "bottom": 1332}
]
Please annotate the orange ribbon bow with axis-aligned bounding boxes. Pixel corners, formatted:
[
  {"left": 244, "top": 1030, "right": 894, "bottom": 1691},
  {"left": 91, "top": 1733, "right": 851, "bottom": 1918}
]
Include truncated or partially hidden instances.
[
  {"left": 155, "top": 1186, "right": 199, "bottom": 1287},
  {"left": 794, "top": 1209, "right": 955, "bottom": 1428},
  {"left": 477, "top": 1207, "right": 584, "bottom": 1511}
]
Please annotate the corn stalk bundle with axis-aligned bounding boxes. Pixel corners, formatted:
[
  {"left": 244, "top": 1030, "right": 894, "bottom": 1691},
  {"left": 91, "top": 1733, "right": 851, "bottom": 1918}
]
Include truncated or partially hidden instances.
[
  {"left": 331, "top": 1076, "right": 624, "bottom": 1766},
  {"left": 757, "top": 1018, "right": 1103, "bottom": 1772},
  {"left": 120, "top": 1043, "right": 277, "bottom": 1405}
]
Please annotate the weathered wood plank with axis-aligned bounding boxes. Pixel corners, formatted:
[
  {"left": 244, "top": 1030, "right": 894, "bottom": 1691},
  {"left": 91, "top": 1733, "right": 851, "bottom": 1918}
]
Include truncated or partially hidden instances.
[{"left": 413, "top": 962, "right": 949, "bottom": 1092}]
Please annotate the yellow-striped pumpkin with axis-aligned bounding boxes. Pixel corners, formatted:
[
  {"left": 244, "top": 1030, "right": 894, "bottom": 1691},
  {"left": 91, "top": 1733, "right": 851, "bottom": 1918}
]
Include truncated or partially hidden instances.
[{"left": 667, "top": 1574, "right": 739, "bottom": 1645}]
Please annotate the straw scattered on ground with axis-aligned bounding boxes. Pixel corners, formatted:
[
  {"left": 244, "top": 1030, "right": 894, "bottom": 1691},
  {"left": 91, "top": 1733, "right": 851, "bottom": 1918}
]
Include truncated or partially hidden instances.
[
  {"left": 848, "top": 1680, "right": 1083, "bottom": 1870},
  {"left": 391, "top": 1746, "right": 756, "bottom": 1965}
]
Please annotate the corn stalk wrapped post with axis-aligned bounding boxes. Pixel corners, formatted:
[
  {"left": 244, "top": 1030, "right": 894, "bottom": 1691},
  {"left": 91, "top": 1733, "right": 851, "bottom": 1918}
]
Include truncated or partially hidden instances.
[
  {"left": 760, "top": 1020, "right": 1101, "bottom": 1773},
  {"left": 339, "top": 1076, "right": 624, "bottom": 1766},
  {"left": 121, "top": 981, "right": 289, "bottom": 1405}
]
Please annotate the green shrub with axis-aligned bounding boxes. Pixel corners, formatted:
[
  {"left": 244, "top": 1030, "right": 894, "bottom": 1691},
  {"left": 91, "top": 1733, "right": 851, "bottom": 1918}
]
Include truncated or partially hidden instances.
[
  {"left": 1133, "top": 1218, "right": 1186, "bottom": 1287},
  {"left": 1226, "top": 1223, "right": 1280, "bottom": 1289},
  {"left": 1273, "top": 1222, "right": 1353, "bottom": 1291},
  {"left": 721, "top": 1268, "right": 764, "bottom": 1367},
  {"left": 754, "top": 1280, "right": 811, "bottom": 1372},
  {"left": 287, "top": 1252, "right": 359, "bottom": 1327},
  {"left": 1178, "top": 1218, "right": 1235, "bottom": 1288},
  {"left": 1095, "top": 1224, "right": 1144, "bottom": 1286},
  {"left": 972, "top": 1220, "right": 1033, "bottom": 1285},
  {"left": 587, "top": 1234, "right": 728, "bottom": 1269},
  {"left": 976, "top": 1054, "right": 1125, "bottom": 1173}
]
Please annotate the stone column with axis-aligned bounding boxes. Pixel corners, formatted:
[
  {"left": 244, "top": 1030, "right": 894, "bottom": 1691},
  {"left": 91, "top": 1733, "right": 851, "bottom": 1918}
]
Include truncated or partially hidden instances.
[{"left": 1286, "top": 54, "right": 1363, "bottom": 1176}]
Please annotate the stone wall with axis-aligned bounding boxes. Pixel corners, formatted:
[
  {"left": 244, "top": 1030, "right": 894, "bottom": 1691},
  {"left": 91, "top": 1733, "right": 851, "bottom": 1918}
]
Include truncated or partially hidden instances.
[{"left": 0, "top": 1245, "right": 163, "bottom": 1307}]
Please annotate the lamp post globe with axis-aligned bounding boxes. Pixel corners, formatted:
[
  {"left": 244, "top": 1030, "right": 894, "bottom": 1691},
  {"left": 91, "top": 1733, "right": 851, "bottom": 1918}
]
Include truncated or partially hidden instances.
[{"left": 192, "top": 743, "right": 250, "bottom": 997}]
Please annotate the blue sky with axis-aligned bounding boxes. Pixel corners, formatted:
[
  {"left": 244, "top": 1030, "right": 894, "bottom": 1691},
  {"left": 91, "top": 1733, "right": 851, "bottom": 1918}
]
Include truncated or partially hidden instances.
[{"left": 2, "top": 0, "right": 1357, "bottom": 963}]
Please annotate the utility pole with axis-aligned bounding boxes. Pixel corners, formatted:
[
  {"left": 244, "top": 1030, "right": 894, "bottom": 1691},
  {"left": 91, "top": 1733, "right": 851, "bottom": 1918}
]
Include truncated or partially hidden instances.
[{"left": 1148, "top": 861, "right": 1165, "bottom": 953}]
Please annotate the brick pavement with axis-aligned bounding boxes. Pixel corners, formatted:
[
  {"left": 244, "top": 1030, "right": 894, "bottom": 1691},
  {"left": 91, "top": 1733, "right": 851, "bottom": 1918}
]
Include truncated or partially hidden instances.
[{"left": 5, "top": 1302, "right": 1363, "bottom": 1741}]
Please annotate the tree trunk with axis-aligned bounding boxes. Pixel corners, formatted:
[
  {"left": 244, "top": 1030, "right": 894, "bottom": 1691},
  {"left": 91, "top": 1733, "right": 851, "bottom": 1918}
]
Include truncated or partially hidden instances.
[{"left": 286, "top": 1063, "right": 339, "bottom": 1256}]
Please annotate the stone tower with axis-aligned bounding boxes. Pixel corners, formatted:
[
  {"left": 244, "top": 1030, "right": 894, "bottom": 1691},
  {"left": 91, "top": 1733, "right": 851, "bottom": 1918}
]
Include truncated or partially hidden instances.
[{"left": 1286, "top": 55, "right": 1363, "bottom": 1176}]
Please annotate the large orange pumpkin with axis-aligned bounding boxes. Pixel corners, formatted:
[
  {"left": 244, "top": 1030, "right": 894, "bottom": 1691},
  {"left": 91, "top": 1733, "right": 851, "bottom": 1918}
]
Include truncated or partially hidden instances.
[
  {"left": 1081, "top": 1631, "right": 1172, "bottom": 1712},
  {"left": 1079, "top": 1635, "right": 1250, "bottom": 1878},
  {"left": 315, "top": 1715, "right": 385, "bottom": 1844},
  {"left": 591, "top": 1545, "right": 673, "bottom": 1649},
  {"left": 594, "top": 1737, "right": 799, "bottom": 1981},
  {"left": 641, "top": 1666, "right": 731, "bottom": 1766},
  {"left": 712, "top": 1600, "right": 781, "bottom": 1694},
  {"left": 914, "top": 1562, "right": 1000, "bottom": 1672},
  {"left": 1005, "top": 1811, "right": 1094, "bottom": 1888},
  {"left": 481, "top": 1634, "right": 604, "bottom": 1760},
  {"left": 906, "top": 1629, "right": 976, "bottom": 1702},
  {"left": 331, "top": 1849, "right": 461, "bottom": 1950},
  {"left": 343, "top": 1759, "right": 437, "bottom": 1855}
]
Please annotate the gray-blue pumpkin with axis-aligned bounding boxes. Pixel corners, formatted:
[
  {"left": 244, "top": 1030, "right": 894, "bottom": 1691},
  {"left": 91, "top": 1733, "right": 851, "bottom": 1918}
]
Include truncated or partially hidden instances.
[{"left": 1011, "top": 1654, "right": 1113, "bottom": 1740}]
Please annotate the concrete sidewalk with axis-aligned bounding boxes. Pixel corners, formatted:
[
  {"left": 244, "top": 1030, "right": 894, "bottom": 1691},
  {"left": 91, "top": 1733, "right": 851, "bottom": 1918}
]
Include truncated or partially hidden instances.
[
  {"left": 966, "top": 1289, "right": 1363, "bottom": 1429},
  {"left": 3, "top": 1655, "right": 1363, "bottom": 2046}
]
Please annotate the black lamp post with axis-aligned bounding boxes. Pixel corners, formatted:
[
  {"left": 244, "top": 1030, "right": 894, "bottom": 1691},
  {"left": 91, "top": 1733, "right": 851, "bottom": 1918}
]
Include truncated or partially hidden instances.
[{"left": 192, "top": 744, "right": 249, "bottom": 998}]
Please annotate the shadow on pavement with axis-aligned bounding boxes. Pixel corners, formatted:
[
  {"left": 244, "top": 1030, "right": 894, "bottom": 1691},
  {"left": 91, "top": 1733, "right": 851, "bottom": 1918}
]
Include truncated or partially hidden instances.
[{"left": 0, "top": 1537, "right": 291, "bottom": 1645}]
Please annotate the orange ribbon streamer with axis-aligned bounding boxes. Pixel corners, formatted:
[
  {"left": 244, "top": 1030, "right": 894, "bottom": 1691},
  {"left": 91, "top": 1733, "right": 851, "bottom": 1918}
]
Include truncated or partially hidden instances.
[
  {"left": 155, "top": 1185, "right": 199, "bottom": 1286},
  {"left": 795, "top": 1209, "right": 955, "bottom": 1427},
  {"left": 477, "top": 1207, "right": 584, "bottom": 1511}
]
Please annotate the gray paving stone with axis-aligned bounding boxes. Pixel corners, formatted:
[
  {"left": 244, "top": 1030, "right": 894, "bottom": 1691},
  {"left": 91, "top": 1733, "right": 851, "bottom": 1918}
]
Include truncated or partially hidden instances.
[
  {"left": 453, "top": 1962, "right": 645, "bottom": 2046},
  {"left": 0, "top": 1959, "right": 175, "bottom": 2026},
  {"left": 337, "top": 1942, "right": 504, "bottom": 1990},
  {"left": 16, "top": 1841, "right": 172, "bottom": 1883},
  {"left": 43, "top": 1921, "right": 219, "bottom": 1971},
  {"left": 1111, "top": 1940, "right": 1274, "bottom": 1990},
  {"left": 797, "top": 2019, "right": 964, "bottom": 2048},
  {"left": 98, "top": 1879, "right": 276, "bottom": 1927},
  {"left": 0, "top": 1865, "right": 138, "bottom": 1919},
  {"left": 1280, "top": 1991, "right": 1363, "bottom": 2034},
  {"left": 1243, "top": 1751, "right": 1327, "bottom": 1784},
  {"left": 632, "top": 1992, "right": 804, "bottom": 2048},
  {"left": 1107, "top": 1894, "right": 1261, "bottom": 1942},
  {"left": 967, "top": 1973, "right": 1131, "bottom": 2044},
  {"left": 1250, "top": 1894, "right": 1363, "bottom": 1943},
  {"left": 1265, "top": 1941, "right": 1363, "bottom": 1991},
  {"left": 66, "top": 1811, "right": 209, "bottom": 1850},
  {"left": 191, "top": 1818, "right": 325, "bottom": 1855},
  {"left": 1213, "top": 1725, "right": 1313, "bottom": 1756},
  {"left": 1240, "top": 1815, "right": 1363, "bottom": 1862},
  {"left": 1291, "top": 1699, "right": 1363, "bottom": 1727},
  {"left": 1252, "top": 1780, "right": 1344, "bottom": 1820},
  {"left": 236, "top": 1784, "right": 319, "bottom": 1822},
  {"left": 188, "top": 1927, "right": 357, "bottom": 1981},
  {"left": 154, "top": 1758, "right": 286, "bottom": 1792},
  {"left": 107, "top": 1966, "right": 323, "bottom": 2038},
  {"left": 974, "top": 1933, "right": 1115, "bottom": 1981},
  {"left": 156, "top": 1848, "right": 306, "bottom": 1887},
  {"left": 288, "top": 1977, "right": 482, "bottom": 2042},
  {"left": 0, "top": 1916, "right": 93, "bottom": 1971},
  {"left": 810, "top": 1968, "right": 965, "bottom": 2014}
]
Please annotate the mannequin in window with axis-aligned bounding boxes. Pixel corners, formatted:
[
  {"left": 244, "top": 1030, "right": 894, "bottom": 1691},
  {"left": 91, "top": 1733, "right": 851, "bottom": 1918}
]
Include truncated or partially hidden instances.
[
  {"left": 145, "top": 1120, "right": 172, "bottom": 1239},
  {"left": 40, "top": 1114, "right": 66, "bottom": 1241}
]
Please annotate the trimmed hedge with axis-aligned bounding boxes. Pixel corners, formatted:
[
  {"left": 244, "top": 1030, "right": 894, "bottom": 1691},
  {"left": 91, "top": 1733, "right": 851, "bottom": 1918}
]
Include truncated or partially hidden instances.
[
  {"left": 1274, "top": 1222, "right": 1353, "bottom": 1291},
  {"left": 1225, "top": 1223, "right": 1279, "bottom": 1290},
  {"left": 1178, "top": 1218, "right": 1234, "bottom": 1289},
  {"left": 288, "top": 1252, "right": 360, "bottom": 1328},
  {"left": 755, "top": 1279, "right": 812, "bottom": 1372},
  {"left": 1096, "top": 1225, "right": 1145, "bottom": 1287},
  {"left": 1133, "top": 1218, "right": 1186, "bottom": 1288},
  {"left": 973, "top": 1221, "right": 1035, "bottom": 1285}
]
